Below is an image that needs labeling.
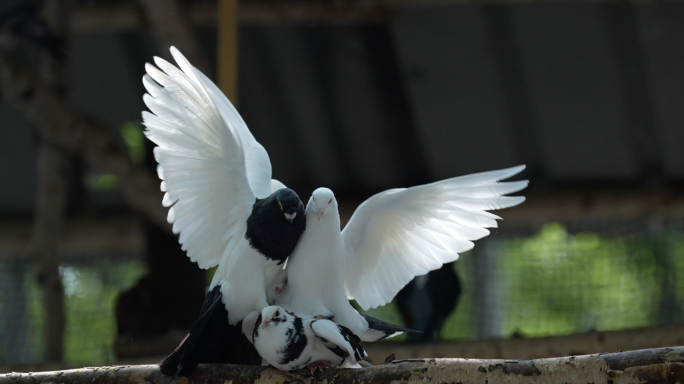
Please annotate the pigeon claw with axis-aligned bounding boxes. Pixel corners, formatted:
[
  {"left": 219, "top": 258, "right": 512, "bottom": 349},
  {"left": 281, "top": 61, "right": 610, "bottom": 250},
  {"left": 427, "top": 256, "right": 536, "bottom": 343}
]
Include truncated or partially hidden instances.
[
  {"left": 275, "top": 277, "right": 288, "bottom": 295},
  {"left": 308, "top": 360, "right": 332, "bottom": 374},
  {"left": 314, "top": 315, "right": 336, "bottom": 322}
]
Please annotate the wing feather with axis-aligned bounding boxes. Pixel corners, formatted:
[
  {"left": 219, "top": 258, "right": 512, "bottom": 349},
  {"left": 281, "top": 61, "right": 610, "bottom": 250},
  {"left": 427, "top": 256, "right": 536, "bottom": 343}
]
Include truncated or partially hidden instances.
[
  {"left": 143, "top": 47, "right": 270, "bottom": 270},
  {"left": 342, "top": 165, "right": 528, "bottom": 310},
  {"left": 310, "top": 321, "right": 366, "bottom": 362}
]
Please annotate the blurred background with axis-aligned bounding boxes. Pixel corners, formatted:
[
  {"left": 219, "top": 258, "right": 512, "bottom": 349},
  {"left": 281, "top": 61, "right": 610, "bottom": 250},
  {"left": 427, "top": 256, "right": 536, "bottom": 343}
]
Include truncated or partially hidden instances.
[{"left": 1, "top": 0, "right": 684, "bottom": 372}]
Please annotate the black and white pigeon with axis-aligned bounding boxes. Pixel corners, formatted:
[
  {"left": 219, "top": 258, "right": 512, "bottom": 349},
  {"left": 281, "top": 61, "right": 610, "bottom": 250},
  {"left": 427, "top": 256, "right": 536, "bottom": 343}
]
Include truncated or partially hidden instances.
[
  {"left": 276, "top": 165, "right": 528, "bottom": 341},
  {"left": 242, "top": 306, "right": 367, "bottom": 372},
  {"left": 142, "top": 47, "right": 306, "bottom": 375}
]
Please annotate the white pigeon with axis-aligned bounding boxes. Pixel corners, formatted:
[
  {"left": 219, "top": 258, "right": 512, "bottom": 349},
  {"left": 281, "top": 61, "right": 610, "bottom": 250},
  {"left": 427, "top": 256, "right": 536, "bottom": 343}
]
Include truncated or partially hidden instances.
[
  {"left": 242, "top": 306, "right": 367, "bottom": 372},
  {"left": 276, "top": 165, "right": 527, "bottom": 341},
  {"left": 143, "top": 46, "right": 305, "bottom": 325},
  {"left": 143, "top": 47, "right": 307, "bottom": 376}
]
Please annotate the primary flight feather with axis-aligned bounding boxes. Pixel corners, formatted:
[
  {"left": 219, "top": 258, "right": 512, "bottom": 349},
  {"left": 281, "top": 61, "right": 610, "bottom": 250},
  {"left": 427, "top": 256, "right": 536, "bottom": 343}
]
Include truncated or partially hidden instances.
[
  {"left": 276, "top": 165, "right": 527, "bottom": 340},
  {"left": 143, "top": 47, "right": 306, "bottom": 375}
]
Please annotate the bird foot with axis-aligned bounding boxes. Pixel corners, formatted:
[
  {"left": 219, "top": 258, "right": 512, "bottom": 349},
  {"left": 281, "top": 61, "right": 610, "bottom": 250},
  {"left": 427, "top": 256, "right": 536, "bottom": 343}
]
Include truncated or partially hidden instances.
[
  {"left": 286, "top": 310, "right": 298, "bottom": 318},
  {"left": 314, "top": 315, "right": 336, "bottom": 322},
  {"left": 275, "top": 277, "right": 288, "bottom": 295},
  {"left": 308, "top": 360, "right": 332, "bottom": 373}
]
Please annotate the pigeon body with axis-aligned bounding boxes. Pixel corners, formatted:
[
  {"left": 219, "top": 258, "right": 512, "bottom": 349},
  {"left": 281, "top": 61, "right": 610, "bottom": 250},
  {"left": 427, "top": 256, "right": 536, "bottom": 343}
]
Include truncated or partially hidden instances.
[
  {"left": 143, "top": 47, "right": 305, "bottom": 375},
  {"left": 277, "top": 166, "right": 528, "bottom": 341},
  {"left": 243, "top": 306, "right": 366, "bottom": 372}
]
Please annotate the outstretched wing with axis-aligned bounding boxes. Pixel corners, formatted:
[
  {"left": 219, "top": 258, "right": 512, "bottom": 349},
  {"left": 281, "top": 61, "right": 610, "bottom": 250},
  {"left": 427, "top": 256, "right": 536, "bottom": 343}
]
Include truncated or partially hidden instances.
[
  {"left": 341, "top": 165, "right": 528, "bottom": 310},
  {"left": 194, "top": 68, "right": 273, "bottom": 197},
  {"left": 143, "top": 46, "right": 272, "bottom": 269}
]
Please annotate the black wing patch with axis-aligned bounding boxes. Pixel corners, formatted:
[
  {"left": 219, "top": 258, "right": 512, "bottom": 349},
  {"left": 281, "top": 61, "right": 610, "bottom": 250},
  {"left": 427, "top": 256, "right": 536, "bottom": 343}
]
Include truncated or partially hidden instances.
[
  {"left": 311, "top": 320, "right": 367, "bottom": 362},
  {"left": 252, "top": 313, "right": 262, "bottom": 341},
  {"left": 279, "top": 317, "right": 307, "bottom": 365},
  {"left": 336, "top": 324, "right": 366, "bottom": 361}
]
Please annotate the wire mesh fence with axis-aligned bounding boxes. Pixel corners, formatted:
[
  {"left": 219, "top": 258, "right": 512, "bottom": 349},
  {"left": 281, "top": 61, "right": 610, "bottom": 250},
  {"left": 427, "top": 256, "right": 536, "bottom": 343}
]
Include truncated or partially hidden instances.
[
  {"left": 361, "top": 217, "right": 684, "bottom": 341},
  {"left": 0, "top": 257, "right": 146, "bottom": 366},
  {"left": 1, "top": 217, "right": 683, "bottom": 366}
]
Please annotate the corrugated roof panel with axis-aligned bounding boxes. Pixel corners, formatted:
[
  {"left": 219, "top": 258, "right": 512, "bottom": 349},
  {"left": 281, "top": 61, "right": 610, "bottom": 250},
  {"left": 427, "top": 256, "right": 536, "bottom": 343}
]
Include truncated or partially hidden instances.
[
  {"left": 636, "top": 3, "right": 684, "bottom": 179},
  {"left": 510, "top": 4, "right": 640, "bottom": 180},
  {"left": 392, "top": 6, "right": 521, "bottom": 181}
]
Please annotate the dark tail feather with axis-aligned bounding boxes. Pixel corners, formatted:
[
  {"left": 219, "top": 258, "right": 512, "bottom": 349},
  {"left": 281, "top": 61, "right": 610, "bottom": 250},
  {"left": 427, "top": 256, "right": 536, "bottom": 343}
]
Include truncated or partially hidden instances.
[
  {"left": 159, "top": 286, "right": 261, "bottom": 377},
  {"left": 360, "top": 314, "right": 422, "bottom": 342},
  {"left": 336, "top": 324, "right": 367, "bottom": 361}
]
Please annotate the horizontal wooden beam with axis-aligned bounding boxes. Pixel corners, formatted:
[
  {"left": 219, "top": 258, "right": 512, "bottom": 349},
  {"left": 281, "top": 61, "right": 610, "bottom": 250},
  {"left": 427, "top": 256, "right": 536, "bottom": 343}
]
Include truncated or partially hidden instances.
[
  {"left": 2, "top": 185, "right": 683, "bottom": 262},
  {"left": 337, "top": 187, "right": 684, "bottom": 230},
  {"left": 69, "top": 0, "right": 684, "bottom": 31},
  {"left": 1, "top": 346, "right": 683, "bottom": 384},
  {"left": 0, "top": 217, "right": 143, "bottom": 262},
  {"left": 499, "top": 188, "right": 684, "bottom": 226}
]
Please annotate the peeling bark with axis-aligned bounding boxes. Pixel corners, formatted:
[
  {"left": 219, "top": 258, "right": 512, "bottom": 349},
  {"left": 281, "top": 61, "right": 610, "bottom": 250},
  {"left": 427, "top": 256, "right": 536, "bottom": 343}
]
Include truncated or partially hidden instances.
[{"left": 1, "top": 346, "right": 683, "bottom": 384}]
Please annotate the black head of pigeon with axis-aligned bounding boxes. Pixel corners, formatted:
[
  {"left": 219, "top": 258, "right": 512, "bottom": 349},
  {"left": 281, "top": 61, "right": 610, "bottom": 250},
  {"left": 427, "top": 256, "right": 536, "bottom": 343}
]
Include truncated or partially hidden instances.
[{"left": 245, "top": 188, "right": 306, "bottom": 264}]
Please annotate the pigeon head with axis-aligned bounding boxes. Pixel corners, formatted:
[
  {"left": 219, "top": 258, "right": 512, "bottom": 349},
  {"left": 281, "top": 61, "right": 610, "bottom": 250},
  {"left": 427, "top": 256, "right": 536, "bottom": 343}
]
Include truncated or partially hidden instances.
[
  {"left": 306, "top": 188, "right": 337, "bottom": 221},
  {"left": 275, "top": 189, "right": 301, "bottom": 223},
  {"left": 245, "top": 188, "right": 306, "bottom": 263},
  {"left": 260, "top": 306, "right": 293, "bottom": 329}
]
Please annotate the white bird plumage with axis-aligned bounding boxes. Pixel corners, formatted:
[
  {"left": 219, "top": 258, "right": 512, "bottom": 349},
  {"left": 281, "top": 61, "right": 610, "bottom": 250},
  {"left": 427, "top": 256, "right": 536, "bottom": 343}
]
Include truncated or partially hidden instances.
[
  {"left": 142, "top": 46, "right": 286, "bottom": 324},
  {"left": 144, "top": 46, "right": 529, "bottom": 373},
  {"left": 277, "top": 165, "right": 527, "bottom": 339},
  {"left": 243, "top": 306, "right": 367, "bottom": 372}
]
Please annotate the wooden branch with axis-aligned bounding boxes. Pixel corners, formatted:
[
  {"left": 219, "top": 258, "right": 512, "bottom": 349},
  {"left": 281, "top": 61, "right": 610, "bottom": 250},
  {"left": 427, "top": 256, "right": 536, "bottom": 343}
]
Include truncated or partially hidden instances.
[
  {"left": 0, "top": 51, "right": 170, "bottom": 231},
  {"left": 1, "top": 346, "right": 683, "bottom": 383},
  {"left": 137, "top": 0, "right": 210, "bottom": 75}
]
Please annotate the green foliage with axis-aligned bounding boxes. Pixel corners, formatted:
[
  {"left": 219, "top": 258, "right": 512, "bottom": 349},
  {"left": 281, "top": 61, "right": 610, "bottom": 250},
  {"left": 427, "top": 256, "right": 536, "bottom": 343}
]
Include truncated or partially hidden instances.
[
  {"left": 86, "top": 173, "right": 120, "bottom": 190},
  {"left": 361, "top": 223, "right": 684, "bottom": 341},
  {"left": 499, "top": 223, "right": 680, "bottom": 337},
  {"left": 440, "top": 256, "right": 477, "bottom": 339},
  {"left": 10, "top": 222, "right": 683, "bottom": 365},
  {"left": 120, "top": 122, "right": 146, "bottom": 164},
  {"left": 59, "top": 260, "right": 147, "bottom": 365}
]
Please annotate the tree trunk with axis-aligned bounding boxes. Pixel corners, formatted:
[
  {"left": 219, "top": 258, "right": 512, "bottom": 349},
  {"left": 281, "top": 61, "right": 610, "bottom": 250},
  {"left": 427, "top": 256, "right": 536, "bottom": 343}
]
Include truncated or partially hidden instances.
[
  {"left": 32, "top": 0, "right": 70, "bottom": 363},
  {"left": 1, "top": 346, "right": 683, "bottom": 384},
  {"left": 33, "top": 146, "right": 68, "bottom": 363}
]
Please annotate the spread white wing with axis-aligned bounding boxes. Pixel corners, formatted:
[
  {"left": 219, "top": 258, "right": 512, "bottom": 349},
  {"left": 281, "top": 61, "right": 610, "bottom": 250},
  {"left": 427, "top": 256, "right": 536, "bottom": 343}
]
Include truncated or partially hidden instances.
[
  {"left": 142, "top": 46, "right": 273, "bottom": 269},
  {"left": 341, "top": 165, "right": 528, "bottom": 310}
]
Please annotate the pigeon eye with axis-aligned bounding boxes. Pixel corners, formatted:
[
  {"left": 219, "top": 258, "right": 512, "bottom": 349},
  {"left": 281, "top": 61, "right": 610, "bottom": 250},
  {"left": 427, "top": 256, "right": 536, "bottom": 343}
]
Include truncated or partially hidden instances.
[
  {"left": 274, "top": 310, "right": 280, "bottom": 317},
  {"left": 278, "top": 202, "right": 283, "bottom": 211},
  {"left": 328, "top": 198, "right": 332, "bottom": 204}
]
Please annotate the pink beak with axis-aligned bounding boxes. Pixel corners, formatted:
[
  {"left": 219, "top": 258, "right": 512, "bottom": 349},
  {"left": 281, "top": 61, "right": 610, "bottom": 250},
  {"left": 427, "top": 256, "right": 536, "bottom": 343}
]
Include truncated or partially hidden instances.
[
  {"left": 262, "top": 319, "right": 271, "bottom": 329},
  {"left": 316, "top": 209, "right": 325, "bottom": 221}
]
